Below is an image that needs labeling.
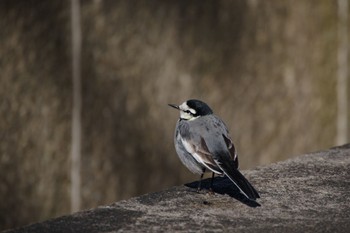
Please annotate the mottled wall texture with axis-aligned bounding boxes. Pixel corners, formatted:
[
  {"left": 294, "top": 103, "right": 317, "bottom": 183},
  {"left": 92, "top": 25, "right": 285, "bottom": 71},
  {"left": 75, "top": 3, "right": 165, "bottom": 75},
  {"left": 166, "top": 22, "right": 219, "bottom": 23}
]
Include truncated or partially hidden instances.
[{"left": 0, "top": 0, "right": 347, "bottom": 230}]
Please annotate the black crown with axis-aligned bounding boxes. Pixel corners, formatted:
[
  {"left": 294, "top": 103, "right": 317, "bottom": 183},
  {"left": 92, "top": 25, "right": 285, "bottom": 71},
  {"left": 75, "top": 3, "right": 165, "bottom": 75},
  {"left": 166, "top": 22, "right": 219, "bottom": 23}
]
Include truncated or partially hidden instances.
[{"left": 186, "top": 99, "right": 213, "bottom": 116}]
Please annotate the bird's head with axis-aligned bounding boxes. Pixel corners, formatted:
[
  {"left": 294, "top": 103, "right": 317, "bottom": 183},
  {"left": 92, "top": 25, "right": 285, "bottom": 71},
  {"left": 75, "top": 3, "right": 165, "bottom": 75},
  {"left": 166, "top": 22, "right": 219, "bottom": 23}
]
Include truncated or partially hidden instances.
[{"left": 168, "top": 99, "right": 213, "bottom": 121}]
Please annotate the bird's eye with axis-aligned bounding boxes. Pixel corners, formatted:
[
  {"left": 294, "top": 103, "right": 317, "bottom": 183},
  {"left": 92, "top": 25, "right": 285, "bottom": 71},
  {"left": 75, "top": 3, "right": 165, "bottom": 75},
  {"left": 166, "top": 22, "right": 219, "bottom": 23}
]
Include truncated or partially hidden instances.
[{"left": 184, "top": 110, "right": 192, "bottom": 114}]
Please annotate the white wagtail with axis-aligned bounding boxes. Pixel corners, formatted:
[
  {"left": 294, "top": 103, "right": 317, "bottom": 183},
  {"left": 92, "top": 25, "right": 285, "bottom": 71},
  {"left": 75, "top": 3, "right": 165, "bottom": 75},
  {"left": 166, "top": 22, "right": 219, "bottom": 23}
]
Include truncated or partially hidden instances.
[{"left": 169, "top": 99, "right": 260, "bottom": 202}]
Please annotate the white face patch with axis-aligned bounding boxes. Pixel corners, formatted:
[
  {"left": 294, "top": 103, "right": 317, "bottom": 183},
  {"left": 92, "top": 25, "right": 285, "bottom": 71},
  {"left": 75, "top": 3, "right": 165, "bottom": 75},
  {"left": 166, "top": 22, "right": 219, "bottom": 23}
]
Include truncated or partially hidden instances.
[{"left": 178, "top": 102, "right": 198, "bottom": 120}]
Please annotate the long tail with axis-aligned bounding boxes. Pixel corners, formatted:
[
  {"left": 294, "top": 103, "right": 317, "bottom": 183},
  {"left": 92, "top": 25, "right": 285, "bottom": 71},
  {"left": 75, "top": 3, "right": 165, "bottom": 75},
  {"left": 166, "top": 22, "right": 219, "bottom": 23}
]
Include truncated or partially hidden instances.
[
  {"left": 215, "top": 155, "right": 260, "bottom": 200},
  {"left": 224, "top": 167, "right": 260, "bottom": 200}
]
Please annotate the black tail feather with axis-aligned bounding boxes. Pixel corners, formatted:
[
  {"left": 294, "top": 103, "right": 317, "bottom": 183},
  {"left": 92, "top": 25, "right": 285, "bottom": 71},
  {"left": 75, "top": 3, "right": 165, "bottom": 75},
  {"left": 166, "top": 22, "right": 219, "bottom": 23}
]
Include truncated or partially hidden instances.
[
  {"left": 215, "top": 156, "right": 260, "bottom": 200},
  {"left": 227, "top": 168, "right": 260, "bottom": 200}
]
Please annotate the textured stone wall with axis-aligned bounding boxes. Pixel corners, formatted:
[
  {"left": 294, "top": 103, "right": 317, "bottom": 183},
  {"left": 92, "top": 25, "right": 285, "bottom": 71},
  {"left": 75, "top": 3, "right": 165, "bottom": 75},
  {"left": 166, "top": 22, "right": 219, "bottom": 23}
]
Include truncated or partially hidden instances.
[
  {"left": 0, "top": 0, "right": 344, "bottom": 230},
  {"left": 5, "top": 145, "right": 350, "bottom": 233},
  {"left": 0, "top": 1, "right": 72, "bottom": 228}
]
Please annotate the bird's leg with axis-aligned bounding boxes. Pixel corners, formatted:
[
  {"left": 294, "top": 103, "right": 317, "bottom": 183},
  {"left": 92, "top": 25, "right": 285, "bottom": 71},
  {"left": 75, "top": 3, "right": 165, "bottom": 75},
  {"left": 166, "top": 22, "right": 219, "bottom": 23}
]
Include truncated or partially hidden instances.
[
  {"left": 197, "top": 168, "right": 206, "bottom": 192},
  {"left": 209, "top": 172, "right": 215, "bottom": 192}
]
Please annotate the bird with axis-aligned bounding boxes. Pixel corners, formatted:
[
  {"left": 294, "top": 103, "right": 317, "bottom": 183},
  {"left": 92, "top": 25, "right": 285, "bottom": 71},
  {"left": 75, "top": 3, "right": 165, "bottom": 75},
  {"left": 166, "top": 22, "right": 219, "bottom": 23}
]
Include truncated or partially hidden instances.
[{"left": 168, "top": 99, "right": 260, "bottom": 204}]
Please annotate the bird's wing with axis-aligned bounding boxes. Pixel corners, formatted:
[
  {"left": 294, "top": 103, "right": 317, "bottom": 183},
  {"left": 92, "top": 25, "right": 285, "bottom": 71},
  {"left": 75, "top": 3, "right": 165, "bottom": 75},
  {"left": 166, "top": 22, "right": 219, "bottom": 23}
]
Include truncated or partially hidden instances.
[
  {"left": 178, "top": 117, "right": 259, "bottom": 200},
  {"left": 183, "top": 132, "right": 260, "bottom": 200},
  {"left": 203, "top": 117, "right": 259, "bottom": 200},
  {"left": 222, "top": 134, "right": 239, "bottom": 169},
  {"left": 177, "top": 120, "right": 221, "bottom": 174},
  {"left": 180, "top": 136, "right": 222, "bottom": 174}
]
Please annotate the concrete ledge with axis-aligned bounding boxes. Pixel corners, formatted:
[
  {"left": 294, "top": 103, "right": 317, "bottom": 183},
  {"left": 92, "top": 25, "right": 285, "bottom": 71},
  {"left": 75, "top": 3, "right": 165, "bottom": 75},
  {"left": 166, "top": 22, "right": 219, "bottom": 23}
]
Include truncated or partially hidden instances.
[{"left": 5, "top": 144, "right": 350, "bottom": 233}]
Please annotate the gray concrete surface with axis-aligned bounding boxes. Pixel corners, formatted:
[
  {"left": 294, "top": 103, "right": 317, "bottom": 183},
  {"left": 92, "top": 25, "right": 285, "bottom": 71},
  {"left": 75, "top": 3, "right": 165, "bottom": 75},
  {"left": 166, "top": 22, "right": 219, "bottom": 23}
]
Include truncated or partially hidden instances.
[{"left": 5, "top": 144, "right": 350, "bottom": 233}]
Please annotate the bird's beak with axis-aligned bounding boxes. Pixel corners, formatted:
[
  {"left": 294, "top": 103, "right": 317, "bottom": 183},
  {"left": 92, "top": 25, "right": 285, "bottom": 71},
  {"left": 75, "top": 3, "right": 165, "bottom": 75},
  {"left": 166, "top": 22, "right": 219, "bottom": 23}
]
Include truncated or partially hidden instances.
[{"left": 168, "top": 104, "right": 179, "bottom": 110}]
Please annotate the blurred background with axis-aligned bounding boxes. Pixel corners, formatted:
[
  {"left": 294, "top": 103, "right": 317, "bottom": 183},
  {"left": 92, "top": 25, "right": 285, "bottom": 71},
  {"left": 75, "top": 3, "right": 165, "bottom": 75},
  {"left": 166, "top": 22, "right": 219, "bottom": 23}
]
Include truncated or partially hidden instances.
[{"left": 0, "top": 0, "right": 349, "bottom": 230}]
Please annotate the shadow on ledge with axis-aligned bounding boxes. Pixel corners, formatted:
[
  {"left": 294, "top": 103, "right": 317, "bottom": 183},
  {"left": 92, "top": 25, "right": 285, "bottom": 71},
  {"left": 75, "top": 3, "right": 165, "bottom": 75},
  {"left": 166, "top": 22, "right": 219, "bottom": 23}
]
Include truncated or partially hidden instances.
[
  {"left": 4, "top": 144, "right": 350, "bottom": 233},
  {"left": 185, "top": 177, "right": 261, "bottom": 207}
]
